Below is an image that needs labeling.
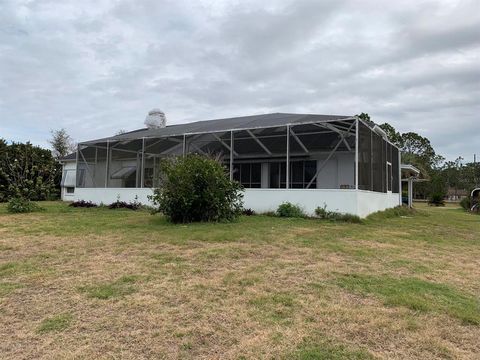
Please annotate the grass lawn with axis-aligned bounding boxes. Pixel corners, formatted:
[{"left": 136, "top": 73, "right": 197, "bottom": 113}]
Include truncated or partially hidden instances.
[{"left": 0, "top": 202, "right": 479, "bottom": 359}]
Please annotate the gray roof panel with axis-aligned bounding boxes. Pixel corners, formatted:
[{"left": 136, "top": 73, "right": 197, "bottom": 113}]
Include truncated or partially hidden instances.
[{"left": 83, "top": 113, "right": 354, "bottom": 145}]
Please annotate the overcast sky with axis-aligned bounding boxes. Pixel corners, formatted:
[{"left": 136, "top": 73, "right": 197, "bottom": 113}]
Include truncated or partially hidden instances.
[{"left": 0, "top": 0, "right": 479, "bottom": 161}]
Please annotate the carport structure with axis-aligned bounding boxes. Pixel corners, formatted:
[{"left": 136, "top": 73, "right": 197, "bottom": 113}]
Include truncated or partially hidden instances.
[{"left": 401, "top": 164, "right": 421, "bottom": 207}]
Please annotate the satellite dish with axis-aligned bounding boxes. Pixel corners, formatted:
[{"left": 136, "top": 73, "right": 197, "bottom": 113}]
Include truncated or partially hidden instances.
[{"left": 145, "top": 109, "right": 166, "bottom": 129}]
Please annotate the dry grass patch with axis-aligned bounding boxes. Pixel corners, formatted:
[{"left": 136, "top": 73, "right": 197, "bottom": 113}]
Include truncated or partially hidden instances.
[{"left": 0, "top": 201, "right": 479, "bottom": 359}]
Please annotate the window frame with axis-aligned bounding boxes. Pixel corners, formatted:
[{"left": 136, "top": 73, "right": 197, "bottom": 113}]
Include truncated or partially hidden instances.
[
  {"left": 233, "top": 163, "right": 262, "bottom": 188},
  {"left": 269, "top": 160, "right": 317, "bottom": 189},
  {"left": 386, "top": 161, "right": 392, "bottom": 192}
]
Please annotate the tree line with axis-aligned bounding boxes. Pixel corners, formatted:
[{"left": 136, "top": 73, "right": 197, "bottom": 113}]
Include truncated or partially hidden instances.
[{"left": 0, "top": 129, "right": 75, "bottom": 202}]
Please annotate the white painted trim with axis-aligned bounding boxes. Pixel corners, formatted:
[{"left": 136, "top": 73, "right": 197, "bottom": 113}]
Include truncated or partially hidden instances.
[
  {"left": 355, "top": 118, "right": 359, "bottom": 190},
  {"left": 286, "top": 125, "right": 290, "bottom": 189}
]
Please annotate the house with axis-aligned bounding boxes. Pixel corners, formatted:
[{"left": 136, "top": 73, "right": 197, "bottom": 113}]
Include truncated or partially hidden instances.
[
  {"left": 446, "top": 187, "right": 469, "bottom": 201},
  {"left": 60, "top": 112, "right": 403, "bottom": 217}
]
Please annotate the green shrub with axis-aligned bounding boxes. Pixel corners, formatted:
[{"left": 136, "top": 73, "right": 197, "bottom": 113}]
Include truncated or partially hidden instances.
[
  {"left": 6, "top": 197, "right": 40, "bottom": 213},
  {"left": 69, "top": 200, "right": 97, "bottom": 208},
  {"left": 108, "top": 200, "right": 141, "bottom": 210},
  {"left": 460, "top": 196, "right": 471, "bottom": 211},
  {"left": 276, "top": 202, "right": 305, "bottom": 218},
  {"left": 315, "top": 204, "right": 362, "bottom": 223},
  {"left": 242, "top": 208, "right": 255, "bottom": 216},
  {"left": 428, "top": 193, "right": 445, "bottom": 206},
  {"left": 0, "top": 141, "right": 60, "bottom": 202},
  {"left": 427, "top": 172, "right": 447, "bottom": 207},
  {"left": 148, "top": 154, "right": 244, "bottom": 223},
  {"left": 108, "top": 195, "right": 141, "bottom": 210}
]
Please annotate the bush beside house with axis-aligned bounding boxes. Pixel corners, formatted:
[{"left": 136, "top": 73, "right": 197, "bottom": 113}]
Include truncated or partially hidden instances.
[{"left": 149, "top": 154, "right": 244, "bottom": 223}]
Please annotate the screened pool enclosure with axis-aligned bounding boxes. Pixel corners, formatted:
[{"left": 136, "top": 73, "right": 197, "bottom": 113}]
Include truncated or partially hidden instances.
[{"left": 71, "top": 113, "right": 401, "bottom": 216}]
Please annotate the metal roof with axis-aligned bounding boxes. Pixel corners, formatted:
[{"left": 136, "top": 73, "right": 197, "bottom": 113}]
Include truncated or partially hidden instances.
[
  {"left": 59, "top": 152, "right": 77, "bottom": 161},
  {"left": 82, "top": 113, "right": 354, "bottom": 145},
  {"left": 401, "top": 164, "right": 421, "bottom": 178}
]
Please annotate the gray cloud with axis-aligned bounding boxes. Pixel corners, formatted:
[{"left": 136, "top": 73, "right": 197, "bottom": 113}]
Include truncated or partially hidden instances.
[{"left": 0, "top": 0, "right": 478, "bottom": 161}]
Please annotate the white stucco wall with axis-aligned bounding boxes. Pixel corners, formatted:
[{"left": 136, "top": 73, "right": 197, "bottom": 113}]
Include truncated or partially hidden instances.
[
  {"left": 356, "top": 190, "right": 401, "bottom": 218},
  {"left": 314, "top": 153, "right": 355, "bottom": 189},
  {"left": 74, "top": 188, "right": 153, "bottom": 205},
  {"left": 73, "top": 187, "right": 400, "bottom": 218},
  {"left": 243, "top": 189, "right": 358, "bottom": 215}
]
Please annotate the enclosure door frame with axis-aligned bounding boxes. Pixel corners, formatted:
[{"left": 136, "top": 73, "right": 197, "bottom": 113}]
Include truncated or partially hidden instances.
[{"left": 386, "top": 161, "right": 392, "bottom": 193}]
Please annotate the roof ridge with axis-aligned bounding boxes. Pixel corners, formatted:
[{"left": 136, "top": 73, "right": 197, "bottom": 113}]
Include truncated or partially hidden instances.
[{"left": 164, "top": 112, "right": 300, "bottom": 127}]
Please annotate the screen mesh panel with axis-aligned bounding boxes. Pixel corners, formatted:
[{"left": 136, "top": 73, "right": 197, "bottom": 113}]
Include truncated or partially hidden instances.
[
  {"left": 76, "top": 144, "right": 108, "bottom": 188},
  {"left": 75, "top": 118, "right": 398, "bottom": 192},
  {"left": 392, "top": 146, "right": 400, "bottom": 193},
  {"left": 372, "top": 132, "right": 384, "bottom": 192},
  {"left": 358, "top": 122, "right": 400, "bottom": 193},
  {"left": 358, "top": 122, "right": 372, "bottom": 190}
]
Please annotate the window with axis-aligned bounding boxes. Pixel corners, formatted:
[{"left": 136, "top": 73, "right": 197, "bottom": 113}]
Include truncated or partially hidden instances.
[
  {"left": 110, "top": 166, "right": 136, "bottom": 180},
  {"left": 143, "top": 168, "right": 153, "bottom": 188},
  {"left": 66, "top": 187, "right": 75, "bottom": 194},
  {"left": 269, "top": 160, "right": 317, "bottom": 189},
  {"left": 61, "top": 170, "right": 76, "bottom": 188},
  {"left": 269, "top": 162, "right": 286, "bottom": 188},
  {"left": 233, "top": 163, "right": 261, "bottom": 188},
  {"left": 124, "top": 171, "right": 137, "bottom": 188}
]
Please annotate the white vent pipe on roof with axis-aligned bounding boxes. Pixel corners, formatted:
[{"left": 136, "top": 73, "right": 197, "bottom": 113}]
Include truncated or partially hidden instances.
[{"left": 145, "top": 109, "right": 166, "bottom": 129}]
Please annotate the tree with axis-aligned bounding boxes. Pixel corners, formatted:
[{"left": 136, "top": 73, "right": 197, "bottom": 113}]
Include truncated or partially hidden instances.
[
  {"left": 356, "top": 112, "right": 375, "bottom": 127},
  {"left": 400, "top": 132, "right": 442, "bottom": 168},
  {"left": 460, "top": 161, "right": 480, "bottom": 190},
  {"left": 0, "top": 142, "right": 60, "bottom": 201},
  {"left": 428, "top": 169, "right": 447, "bottom": 206},
  {"left": 0, "top": 139, "right": 8, "bottom": 201},
  {"left": 379, "top": 123, "right": 402, "bottom": 147},
  {"left": 359, "top": 115, "right": 445, "bottom": 199},
  {"left": 442, "top": 157, "right": 465, "bottom": 195},
  {"left": 49, "top": 128, "right": 76, "bottom": 159},
  {"left": 149, "top": 154, "right": 244, "bottom": 223}
]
